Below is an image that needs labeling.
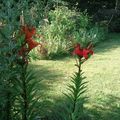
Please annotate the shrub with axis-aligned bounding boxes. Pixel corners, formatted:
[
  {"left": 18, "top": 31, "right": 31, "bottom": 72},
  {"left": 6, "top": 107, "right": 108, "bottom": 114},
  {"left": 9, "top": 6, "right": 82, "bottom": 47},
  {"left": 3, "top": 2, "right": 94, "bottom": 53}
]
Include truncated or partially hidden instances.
[
  {"left": 37, "top": 6, "right": 106, "bottom": 59},
  {"left": 38, "top": 6, "right": 88, "bottom": 57},
  {"left": 73, "top": 24, "right": 107, "bottom": 48},
  {"left": 39, "top": 6, "right": 75, "bottom": 57}
]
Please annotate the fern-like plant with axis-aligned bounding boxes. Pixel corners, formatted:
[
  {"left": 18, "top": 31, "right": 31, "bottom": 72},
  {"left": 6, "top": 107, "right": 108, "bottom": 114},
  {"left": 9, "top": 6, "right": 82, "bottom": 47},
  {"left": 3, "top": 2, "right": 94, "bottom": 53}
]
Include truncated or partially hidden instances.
[
  {"left": 67, "top": 70, "right": 87, "bottom": 120},
  {"left": 58, "top": 60, "right": 87, "bottom": 120},
  {"left": 13, "top": 64, "right": 40, "bottom": 120}
]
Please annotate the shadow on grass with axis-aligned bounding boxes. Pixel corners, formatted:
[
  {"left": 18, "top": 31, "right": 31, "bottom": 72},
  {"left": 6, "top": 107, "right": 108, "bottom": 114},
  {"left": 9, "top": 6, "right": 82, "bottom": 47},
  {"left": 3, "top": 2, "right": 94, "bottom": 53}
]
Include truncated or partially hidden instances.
[
  {"left": 29, "top": 63, "right": 63, "bottom": 81},
  {"left": 43, "top": 94, "right": 120, "bottom": 120},
  {"left": 28, "top": 63, "right": 65, "bottom": 118},
  {"left": 48, "top": 52, "right": 72, "bottom": 61},
  {"left": 29, "top": 63, "right": 64, "bottom": 97},
  {"left": 47, "top": 98, "right": 91, "bottom": 120},
  {"left": 28, "top": 64, "right": 120, "bottom": 120},
  {"left": 95, "top": 33, "right": 120, "bottom": 54},
  {"left": 86, "top": 94, "right": 120, "bottom": 120}
]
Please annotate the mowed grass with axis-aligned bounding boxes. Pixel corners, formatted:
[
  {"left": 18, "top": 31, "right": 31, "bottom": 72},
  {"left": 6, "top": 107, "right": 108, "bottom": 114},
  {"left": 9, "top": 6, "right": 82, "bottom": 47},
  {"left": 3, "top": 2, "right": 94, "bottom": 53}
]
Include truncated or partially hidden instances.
[{"left": 30, "top": 33, "right": 120, "bottom": 120}]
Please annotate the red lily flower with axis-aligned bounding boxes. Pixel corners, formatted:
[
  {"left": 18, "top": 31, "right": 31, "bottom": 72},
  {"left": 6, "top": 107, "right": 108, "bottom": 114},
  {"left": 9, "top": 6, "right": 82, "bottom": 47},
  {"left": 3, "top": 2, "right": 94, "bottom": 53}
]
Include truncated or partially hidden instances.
[
  {"left": 21, "top": 25, "right": 40, "bottom": 51},
  {"left": 18, "top": 25, "right": 41, "bottom": 64},
  {"left": 27, "top": 39, "right": 40, "bottom": 51},
  {"left": 72, "top": 43, "right": 83, "bottom": 57},
  {"left": 21, "top": 26, "right": 36, "bottom": 41},
  {"left": 73, "top": 43, "right": 93, "bottom": 59},
  {"left": 83, "top": 48, "right": 93, "bottom": 59}
]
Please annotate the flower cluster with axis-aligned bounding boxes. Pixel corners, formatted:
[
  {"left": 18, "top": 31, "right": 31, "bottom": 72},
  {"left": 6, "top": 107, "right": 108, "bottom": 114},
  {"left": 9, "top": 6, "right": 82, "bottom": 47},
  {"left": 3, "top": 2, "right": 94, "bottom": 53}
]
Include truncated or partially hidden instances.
[
  {"left": 18, "top": 25, "right": 41, "bottom": 63},
  {"left": 72, "top": 43, "right": 93, "bottom": 59}
]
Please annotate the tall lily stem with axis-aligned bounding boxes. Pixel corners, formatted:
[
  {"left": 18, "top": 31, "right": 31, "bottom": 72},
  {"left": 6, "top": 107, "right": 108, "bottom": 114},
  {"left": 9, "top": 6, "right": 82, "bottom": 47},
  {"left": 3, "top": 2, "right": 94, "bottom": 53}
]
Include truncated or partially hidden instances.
[
  {"left": 71, "top": 58, "right": 82, "bottom": 119},
  {"left": 21, "top": 64, "right": 28, "bottom": 120}
]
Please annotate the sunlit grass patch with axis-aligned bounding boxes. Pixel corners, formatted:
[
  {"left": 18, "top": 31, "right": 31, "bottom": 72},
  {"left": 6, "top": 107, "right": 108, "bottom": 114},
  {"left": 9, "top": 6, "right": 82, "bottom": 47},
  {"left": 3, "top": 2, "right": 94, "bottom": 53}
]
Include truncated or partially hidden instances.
[{"left": 30, "top": 33, "right": 120, "bottom": 119}]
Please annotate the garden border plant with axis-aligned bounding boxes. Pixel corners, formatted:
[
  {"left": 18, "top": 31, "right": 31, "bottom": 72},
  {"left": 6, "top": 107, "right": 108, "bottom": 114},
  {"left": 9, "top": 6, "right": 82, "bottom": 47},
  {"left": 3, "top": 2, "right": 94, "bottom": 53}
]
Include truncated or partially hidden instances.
[
  {"left": 36, "top": 5, "right": 106, "bottom": 59},
  {"left": 0, "top": 0, "right": 44, "bottom": 120},
  {"left": 50, "top": 42, "right": 94, "bottom": 120}
]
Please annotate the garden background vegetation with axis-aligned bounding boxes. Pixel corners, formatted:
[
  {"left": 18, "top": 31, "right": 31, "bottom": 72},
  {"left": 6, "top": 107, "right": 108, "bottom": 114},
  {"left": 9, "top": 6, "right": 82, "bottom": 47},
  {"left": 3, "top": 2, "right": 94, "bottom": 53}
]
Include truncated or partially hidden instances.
[{"left": 0, "top": 0, "right": 120, "bottom": 120}]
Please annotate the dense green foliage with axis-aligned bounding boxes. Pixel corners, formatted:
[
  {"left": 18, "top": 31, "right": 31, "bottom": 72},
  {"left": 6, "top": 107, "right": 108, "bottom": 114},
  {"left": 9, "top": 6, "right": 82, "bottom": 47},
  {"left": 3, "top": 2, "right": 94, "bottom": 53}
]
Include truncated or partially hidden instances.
[
  {"left": 0, "top": 1, "right": 43, "bottom": 120},
  {"left": 37, "top": 6, "right": 106, "bottom": 58},
  {"left": 61, "top": 71, "right": 87, "bottom": 120},
  {"left": 13, "top": 66, "right": 41, "bottom": 120},
  {"left": 0, "top": 0, "right": 119, "bottom": 120},
  {"left": 41, "top": 0, "right": 120, "bottom": 32},
  {"left": 0, "top": 1, "right": 21, "bottom": 119}
]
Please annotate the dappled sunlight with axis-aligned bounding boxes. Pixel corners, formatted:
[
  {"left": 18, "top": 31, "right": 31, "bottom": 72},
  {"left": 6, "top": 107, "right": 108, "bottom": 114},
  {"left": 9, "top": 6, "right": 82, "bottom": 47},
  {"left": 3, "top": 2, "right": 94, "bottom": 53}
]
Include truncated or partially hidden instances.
[
  {"left": 1, "top": 0, "right": 120, "bottom": 119},
  {"left": 29, "top": 34, "right": 120, "bottom": 118},
  {"left": 86, "top": 94, "right": 120, "bottom": 120}
]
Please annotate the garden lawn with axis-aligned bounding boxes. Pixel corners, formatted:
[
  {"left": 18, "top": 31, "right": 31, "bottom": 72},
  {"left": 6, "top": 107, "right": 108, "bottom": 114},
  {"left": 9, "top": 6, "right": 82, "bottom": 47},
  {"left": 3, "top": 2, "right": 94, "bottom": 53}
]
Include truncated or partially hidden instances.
[{"left": 30, "top": 33, "right": 120, "bottom": 120}]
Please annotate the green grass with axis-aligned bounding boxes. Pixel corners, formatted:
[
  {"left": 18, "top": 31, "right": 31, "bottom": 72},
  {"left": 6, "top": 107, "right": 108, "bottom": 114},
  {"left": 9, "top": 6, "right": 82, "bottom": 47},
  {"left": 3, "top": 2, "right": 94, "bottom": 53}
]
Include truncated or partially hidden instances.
[{"left": 30, "top": 33, "right": 120, "bottom": 120}]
